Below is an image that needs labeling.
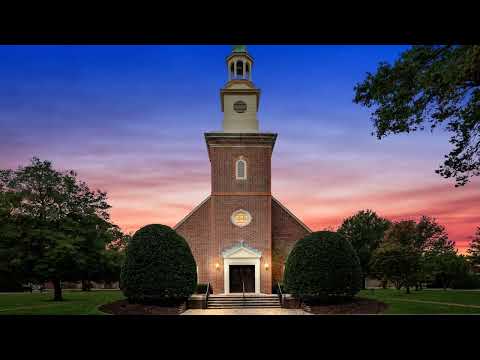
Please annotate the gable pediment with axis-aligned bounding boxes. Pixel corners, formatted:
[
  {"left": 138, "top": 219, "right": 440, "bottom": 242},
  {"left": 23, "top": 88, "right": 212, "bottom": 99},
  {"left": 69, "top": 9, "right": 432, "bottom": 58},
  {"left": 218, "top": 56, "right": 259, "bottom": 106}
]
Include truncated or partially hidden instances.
[{"left": 222, "top": 242, "right": 262, "bottom": 259}]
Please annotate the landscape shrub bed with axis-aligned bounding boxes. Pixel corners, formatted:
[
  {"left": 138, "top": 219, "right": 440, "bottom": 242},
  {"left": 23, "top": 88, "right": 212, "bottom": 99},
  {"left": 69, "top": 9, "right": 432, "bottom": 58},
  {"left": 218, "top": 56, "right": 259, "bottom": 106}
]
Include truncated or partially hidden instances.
[
  {"left": 284, "top": 231, "right": 362, "bottom": 302},
  {"left": 120, "top": 224, "right": 197, "bottom": 305}
]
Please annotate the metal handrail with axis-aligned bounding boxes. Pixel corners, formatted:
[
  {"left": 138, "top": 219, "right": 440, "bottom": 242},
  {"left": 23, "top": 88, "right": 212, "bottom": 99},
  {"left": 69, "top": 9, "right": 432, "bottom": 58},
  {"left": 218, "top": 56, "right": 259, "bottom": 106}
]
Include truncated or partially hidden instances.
[
  {"left": 205, "top": 283, "right": 211, "bottom": 309},
  {"left": 277, "top": 282, "right": 284, "bottom": 306}
]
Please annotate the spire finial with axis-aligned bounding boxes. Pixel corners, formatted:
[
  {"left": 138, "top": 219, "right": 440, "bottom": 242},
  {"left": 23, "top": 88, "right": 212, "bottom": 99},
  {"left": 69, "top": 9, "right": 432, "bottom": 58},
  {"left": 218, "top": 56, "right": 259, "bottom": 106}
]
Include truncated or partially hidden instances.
[{"left": 232, "top": 45, "right": 247, "bottom": 53}]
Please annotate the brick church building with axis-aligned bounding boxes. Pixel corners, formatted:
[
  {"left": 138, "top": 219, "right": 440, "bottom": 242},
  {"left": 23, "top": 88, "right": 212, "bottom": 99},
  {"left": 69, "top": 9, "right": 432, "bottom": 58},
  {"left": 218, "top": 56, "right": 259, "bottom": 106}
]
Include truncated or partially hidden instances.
[{"left": 174, "top": 46, "right": 311, "bottom": 294}]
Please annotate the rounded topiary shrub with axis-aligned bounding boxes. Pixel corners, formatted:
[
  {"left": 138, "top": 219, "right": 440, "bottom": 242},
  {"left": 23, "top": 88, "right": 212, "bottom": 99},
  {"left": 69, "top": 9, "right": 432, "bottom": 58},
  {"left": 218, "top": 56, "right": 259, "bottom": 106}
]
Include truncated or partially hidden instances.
[
  {"left": 283, "top": 231, "right": 362, "bottom": 302},
  {"left": 120, "top": 224, "right": 197, "bottom": 304}
]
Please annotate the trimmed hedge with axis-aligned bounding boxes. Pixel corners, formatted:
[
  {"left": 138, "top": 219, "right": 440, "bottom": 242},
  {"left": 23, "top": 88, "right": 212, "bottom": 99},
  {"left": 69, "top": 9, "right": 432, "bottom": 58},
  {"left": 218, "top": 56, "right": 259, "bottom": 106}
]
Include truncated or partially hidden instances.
[
  {"left": 451, "top": 273, "right": 480, "bottom": 289},
  {"left": 283, "top": 231, "right": 362, "bottom": 301},
  {"left": 120, "top": 224, "right": 197, "bottom": 304},
  {"left": 0, "top": 271, "right": 24, "bottom": 292}
]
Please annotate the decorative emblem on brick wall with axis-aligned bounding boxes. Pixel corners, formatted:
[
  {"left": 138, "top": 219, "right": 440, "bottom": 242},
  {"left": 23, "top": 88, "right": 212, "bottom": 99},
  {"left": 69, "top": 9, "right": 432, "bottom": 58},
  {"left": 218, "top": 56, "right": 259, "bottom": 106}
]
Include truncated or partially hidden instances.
[{"left": 231, "top": 209, "right": 252, "bottom": 227}]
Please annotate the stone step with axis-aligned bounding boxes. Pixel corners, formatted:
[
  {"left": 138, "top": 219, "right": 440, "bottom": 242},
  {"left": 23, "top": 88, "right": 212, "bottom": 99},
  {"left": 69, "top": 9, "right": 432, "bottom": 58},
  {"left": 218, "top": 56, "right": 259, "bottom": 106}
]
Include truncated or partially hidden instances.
[
  {"left": 207, "top": 303, "right": 280, "bottom": 307},
  {"left": 207, "top": 295, "right": 281, "bottom": 309},
  {"left": 209, "top": 298, "right": 279, "bottom": 300},
  {"left": 208, "top": 300, "right": 280, "bottom": 303},
  {"left": 209, "top": 304, "right": 280, "bottom": 306},
  {"left": 208, "top": 302, "right": 280, "bottom": 306},
  {"left": 209, "top": 298, "right": 279, "bottom": 301},
  {"left": 208, "top": 304, "right": 281, "bottom": 308},
  {"left": 209, "top": 296, "right": 279, "bottom": 300},
  {"left": 208, "top": 306, "right": 281, "bottom": 309}
]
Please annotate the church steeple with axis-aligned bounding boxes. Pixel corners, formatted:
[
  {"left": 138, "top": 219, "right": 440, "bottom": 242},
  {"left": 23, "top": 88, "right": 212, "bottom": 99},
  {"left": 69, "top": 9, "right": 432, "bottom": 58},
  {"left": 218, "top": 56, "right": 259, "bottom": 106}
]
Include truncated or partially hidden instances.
[
  {"left": 227, "top": 45, "right": 253, "bottom": 82},
  {"left": 221, "top": 45, "right": 260, "bottom": 133}
]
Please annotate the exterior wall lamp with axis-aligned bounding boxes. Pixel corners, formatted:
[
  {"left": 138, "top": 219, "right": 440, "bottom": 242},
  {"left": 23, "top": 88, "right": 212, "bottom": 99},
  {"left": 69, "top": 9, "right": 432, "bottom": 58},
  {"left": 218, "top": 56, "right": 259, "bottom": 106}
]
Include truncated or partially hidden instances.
[
  {"left": 215, "top": 263, "right": 220, "bottom": 270},
  {"left": 264, "top": 263, "right": 269, "bottom": 270}
]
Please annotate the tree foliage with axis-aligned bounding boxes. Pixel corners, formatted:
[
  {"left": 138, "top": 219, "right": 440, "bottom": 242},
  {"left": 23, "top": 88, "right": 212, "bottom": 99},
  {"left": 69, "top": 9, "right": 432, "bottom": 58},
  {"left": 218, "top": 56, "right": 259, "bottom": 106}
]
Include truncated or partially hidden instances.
[
  {"left": 120, "top": 224, "right": 197, "bottom": 304},
  {"left": 371, "top": 221, "right": 422, "bottom": 293},
  {"left": 337, "top": 209, "right": 390, "bottom": 285},
  {"left": 371, "top": 217, "right": 463, "bottom": 293},
  {"left": 467, "top": 227, "right": 480, "bottom": 267},
  {"left": 354, "top": 45, "right": 480, "bottom": 186},
  {"left": 283, "top": 231, "right": 362, "bottom": 302},
  {"left": 0, "top": 157, "right": 123, "bottom": 300}
]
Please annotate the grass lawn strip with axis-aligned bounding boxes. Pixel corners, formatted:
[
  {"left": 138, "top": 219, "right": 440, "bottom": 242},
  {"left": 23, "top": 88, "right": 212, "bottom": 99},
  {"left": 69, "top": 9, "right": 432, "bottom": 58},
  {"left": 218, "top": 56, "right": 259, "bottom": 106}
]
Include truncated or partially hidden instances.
[{"left": 383, "top": 298, "right": 480, "bottom": 309}]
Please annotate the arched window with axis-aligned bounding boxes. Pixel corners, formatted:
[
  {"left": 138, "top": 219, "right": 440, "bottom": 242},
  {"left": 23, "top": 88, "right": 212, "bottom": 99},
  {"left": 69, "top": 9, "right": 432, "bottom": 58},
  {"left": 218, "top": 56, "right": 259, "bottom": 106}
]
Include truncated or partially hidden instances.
[
  {"left": 230, "top": 62, "right": 235, "bottom": 80},
  {"left": 236, "top": 61, "right": 244, "bottom": 78},
  {"left": 245, "top": 62, "right": 250, "bottom": 79},
  {"left": 236, "top": 159, "right": 247, "bottom": 180}
]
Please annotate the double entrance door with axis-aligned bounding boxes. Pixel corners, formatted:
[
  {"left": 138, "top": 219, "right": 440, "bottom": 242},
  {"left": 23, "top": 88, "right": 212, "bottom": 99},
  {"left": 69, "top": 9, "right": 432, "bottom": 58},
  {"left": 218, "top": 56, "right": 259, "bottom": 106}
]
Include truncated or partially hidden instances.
[{"left": 229, "top": 265, "right": 255, "bottom": 293}]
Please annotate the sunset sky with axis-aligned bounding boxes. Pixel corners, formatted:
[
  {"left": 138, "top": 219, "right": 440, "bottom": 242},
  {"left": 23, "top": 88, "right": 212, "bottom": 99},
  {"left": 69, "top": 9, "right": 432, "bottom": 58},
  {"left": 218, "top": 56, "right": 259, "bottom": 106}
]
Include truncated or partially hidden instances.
[{"left": 1, "top": 45, "right": 478, "bottom": 252}]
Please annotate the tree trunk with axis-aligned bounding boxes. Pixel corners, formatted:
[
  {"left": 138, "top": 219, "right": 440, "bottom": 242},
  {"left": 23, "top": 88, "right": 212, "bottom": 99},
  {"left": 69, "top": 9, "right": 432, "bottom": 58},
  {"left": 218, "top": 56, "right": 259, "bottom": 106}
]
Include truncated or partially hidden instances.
[
  {"left": 406, "top": 285, "right": 410, "bottom": 294},
  {"left": 82, "top": 280, "right": 91, "bottom": 291},
  {"left": 53, "top": 279, "right": 63, "bottom": 301}
]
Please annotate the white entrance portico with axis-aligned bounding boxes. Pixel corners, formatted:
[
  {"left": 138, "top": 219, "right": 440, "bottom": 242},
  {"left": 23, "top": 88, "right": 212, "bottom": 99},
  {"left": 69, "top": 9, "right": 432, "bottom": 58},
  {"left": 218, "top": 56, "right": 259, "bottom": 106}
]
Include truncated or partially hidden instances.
[{"left": 222, "top": 241, "right": 261, "bottom": 294}]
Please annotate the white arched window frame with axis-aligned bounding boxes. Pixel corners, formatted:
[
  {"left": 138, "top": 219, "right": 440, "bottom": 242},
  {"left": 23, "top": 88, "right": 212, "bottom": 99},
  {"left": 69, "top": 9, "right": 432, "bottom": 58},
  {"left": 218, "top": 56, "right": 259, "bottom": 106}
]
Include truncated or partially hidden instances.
[
  {"left": 236, "top": 61, "right": 244, "bottom": 78},
  {"left": 229, "top": 62, "right": 235, "bottom": 80},
  {"left": 236, "top": 159, "right": 247, "bottom": 180}
]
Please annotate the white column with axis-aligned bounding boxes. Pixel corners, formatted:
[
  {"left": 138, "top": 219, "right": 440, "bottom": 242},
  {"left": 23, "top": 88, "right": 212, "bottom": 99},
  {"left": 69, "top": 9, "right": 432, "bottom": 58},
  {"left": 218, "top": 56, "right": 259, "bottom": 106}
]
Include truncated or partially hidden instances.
[
  {"left": 255, "top": 258, "right": 261, "bottom": 294},
  {"left": 224, "top": 262, "right": 230, "bottom": 294}
]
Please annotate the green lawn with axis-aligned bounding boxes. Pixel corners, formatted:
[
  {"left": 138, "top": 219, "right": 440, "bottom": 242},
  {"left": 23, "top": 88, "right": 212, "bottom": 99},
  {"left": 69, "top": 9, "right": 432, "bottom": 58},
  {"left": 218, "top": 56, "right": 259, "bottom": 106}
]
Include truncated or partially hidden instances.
[
  {"left": 0, "top": 290, "right": 125, "bottom": 315},
  {"left": 359, "top": 288, "right": 480, "bottom": 314},
  {"left": 1, "top": 289, "right": 480, "bottom": 315}
]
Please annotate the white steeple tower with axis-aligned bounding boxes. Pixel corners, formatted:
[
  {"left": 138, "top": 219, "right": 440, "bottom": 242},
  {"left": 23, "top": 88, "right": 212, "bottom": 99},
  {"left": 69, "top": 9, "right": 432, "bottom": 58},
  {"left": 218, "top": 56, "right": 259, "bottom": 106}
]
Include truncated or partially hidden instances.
[{"left": 220, "top": 45, "right": 260, "bottom": 133}]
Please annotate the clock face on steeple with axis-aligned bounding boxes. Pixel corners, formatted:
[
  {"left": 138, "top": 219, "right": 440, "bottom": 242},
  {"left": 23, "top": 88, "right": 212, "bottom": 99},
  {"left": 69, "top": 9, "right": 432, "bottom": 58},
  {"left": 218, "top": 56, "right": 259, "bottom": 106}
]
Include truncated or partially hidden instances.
[{"left": 233, "top": 101, "right": 247, "bottom": 113}]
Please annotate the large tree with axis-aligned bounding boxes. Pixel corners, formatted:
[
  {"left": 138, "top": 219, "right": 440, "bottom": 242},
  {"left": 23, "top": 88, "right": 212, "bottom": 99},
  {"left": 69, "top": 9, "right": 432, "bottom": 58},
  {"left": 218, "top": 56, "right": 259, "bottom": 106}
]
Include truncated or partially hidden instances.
[
  {"left": 467, "top": 227, "right": 480, "bottom": 267},
  {"left": 371, "top": 220, "right": 422, "bottom": 293},
  {"left": 0, "top": 157, "right": 120, "bottom": 300},
  {"left": 337, "top": 209, "right": 391, "bottom": 288},
  {"left": 416, "top": 216, "right": 456, "bottom": 253},
  {"left": 354, "top": 45, "right": 480, "bottom": 186},
  {"left": 371, "top": 217, "right": 458, "bottom": 293},
  {"left": 414, "top": 216, "right": 457, "bottom": 289}
]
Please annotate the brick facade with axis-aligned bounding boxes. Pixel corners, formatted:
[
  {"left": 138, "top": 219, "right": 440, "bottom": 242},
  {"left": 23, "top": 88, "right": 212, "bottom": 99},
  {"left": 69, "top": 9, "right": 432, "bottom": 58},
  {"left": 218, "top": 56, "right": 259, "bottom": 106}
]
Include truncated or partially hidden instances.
[
  {"left": 175, "top": 197, "right": 211, "bottom": 284},
  {"left": 271, "top": 198, "right": 311, "bottom": 287},
  {"left": 175, "top": 134, "right": 311, "bottom": 294}
]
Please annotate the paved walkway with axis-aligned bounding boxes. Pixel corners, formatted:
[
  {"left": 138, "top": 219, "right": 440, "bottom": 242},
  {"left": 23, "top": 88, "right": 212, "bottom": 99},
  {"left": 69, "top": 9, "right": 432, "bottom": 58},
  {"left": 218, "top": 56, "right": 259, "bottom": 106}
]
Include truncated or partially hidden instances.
[{"left": 182, "top": 308, "right": 311, "bottom": 315}]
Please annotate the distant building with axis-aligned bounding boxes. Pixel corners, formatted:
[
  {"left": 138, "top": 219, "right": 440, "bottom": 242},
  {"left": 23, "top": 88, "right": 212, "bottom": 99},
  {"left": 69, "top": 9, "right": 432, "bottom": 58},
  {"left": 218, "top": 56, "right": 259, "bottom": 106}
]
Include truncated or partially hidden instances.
[{"left": 174, "top": 46, "right": 311, "bottom": 294}]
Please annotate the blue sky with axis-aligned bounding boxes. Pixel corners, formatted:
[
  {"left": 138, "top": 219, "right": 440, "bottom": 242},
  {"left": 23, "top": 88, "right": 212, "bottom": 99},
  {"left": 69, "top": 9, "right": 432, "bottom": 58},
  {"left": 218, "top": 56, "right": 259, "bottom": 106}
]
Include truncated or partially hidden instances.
[{"left": 1, "top": 45, "right": 477, "bottom": 251}]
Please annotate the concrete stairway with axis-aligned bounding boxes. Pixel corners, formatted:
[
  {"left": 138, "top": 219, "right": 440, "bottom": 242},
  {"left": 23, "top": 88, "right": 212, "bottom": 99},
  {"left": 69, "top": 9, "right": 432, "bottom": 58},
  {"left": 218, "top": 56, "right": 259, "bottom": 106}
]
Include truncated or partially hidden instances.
[{"left": 207, "top": 294, "right": 281, "bottom": 309}]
